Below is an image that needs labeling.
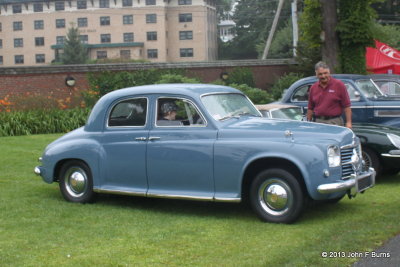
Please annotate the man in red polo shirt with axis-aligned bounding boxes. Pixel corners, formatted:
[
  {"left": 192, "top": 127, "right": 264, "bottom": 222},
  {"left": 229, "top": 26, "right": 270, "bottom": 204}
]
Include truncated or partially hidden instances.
[{"left": 306, "top": 61, "right": 352, "bottom": 128}]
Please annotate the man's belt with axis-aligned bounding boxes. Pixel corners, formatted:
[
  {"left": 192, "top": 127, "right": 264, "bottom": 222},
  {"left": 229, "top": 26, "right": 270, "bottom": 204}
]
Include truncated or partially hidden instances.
[{"left": 315, "top": 115, "right": 340, "bottom": 120}]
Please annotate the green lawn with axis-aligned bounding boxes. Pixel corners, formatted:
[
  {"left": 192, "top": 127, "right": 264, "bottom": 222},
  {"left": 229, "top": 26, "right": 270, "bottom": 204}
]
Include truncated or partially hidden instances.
[{"left": 1, "top": 134, "right": 399, "bottom": 266}]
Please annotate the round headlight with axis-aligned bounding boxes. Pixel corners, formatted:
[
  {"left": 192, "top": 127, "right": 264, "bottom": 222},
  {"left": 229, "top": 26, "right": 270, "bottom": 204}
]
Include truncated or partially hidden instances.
[{"left": 327, "top": 145, "right": 341, "bottom": 167}]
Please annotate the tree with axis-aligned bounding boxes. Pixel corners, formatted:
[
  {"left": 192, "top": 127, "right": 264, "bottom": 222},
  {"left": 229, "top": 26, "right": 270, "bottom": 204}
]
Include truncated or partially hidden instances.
[{"left": 61, "top": 24, "right": 88, "bottom": 64}]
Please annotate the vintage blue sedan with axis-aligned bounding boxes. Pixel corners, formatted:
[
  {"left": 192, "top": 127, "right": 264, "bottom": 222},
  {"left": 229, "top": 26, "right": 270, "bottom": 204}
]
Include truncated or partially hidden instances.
[
  {"left": 280, "top": 74, "right": 400, "bottom": 128},
  {"left": 35, "top": 84, "right": 375, "bottom": 223}
]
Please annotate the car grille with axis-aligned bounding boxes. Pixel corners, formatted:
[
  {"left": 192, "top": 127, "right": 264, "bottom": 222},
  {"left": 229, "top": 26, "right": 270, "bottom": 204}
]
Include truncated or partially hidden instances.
[{"left": 341, "top": 144, "right": 361, "bottom": 179}]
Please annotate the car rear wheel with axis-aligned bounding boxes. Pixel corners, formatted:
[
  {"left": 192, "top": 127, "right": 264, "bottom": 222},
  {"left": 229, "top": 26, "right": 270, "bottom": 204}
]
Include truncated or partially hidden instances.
[
  {"left": 362, "top": 147, "right": 381, "bottom": 177},
  {"left": 59, "top": 160, "right": 94, "bottom": 203},
  {"left": 250, "top": 168, "right": 305, "bottom": 224}
]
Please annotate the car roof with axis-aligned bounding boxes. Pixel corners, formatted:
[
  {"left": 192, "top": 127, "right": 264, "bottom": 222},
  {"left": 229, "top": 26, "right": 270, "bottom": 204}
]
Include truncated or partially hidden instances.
[{"left": 367, "top": 74, "right": 400, "bottom": 81}]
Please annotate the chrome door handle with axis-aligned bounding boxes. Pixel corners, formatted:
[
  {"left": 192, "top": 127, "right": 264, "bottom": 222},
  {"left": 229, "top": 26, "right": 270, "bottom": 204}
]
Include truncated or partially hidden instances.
[
  {"left": 135, "top": 137, "right": 147, "bottom": 141},
  {"left": 148, "top": 136, "right": 161, "bottom": 141}
]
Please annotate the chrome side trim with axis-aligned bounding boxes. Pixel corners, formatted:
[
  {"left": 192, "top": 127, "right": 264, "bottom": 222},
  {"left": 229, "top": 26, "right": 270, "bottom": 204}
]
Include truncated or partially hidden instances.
[
  {"left": 381, "top": 153, "right": 400, "bottom": 158},
  {"left": 94, "top": 188, "right": 146, "bottom": 197},
  {"left": 147, "top": 193, "right": 213, "bottom": 201},
  {"left": 214, "top": 197, "right": 241, "bottom": 203}
]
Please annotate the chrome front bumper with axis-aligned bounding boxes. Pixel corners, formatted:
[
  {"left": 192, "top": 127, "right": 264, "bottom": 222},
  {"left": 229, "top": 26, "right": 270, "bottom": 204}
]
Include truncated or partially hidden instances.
[{"left": 317, "top": 167, "right": 376, "bottom": 197}]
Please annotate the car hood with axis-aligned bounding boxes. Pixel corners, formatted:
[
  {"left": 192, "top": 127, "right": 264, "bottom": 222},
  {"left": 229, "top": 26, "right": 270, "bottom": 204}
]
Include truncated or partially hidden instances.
[{"left": 218, "top": 117, "right": 354, "bottom": 145}]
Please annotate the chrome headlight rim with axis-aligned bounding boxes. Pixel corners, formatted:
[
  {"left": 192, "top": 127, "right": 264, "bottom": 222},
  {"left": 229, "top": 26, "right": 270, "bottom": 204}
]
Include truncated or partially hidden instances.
[
  {"left": 387, "top": 133, "right": 400, "bottom": 149},
  {"left": 327, "top": 145, "right": 341, "bottom": 168}
]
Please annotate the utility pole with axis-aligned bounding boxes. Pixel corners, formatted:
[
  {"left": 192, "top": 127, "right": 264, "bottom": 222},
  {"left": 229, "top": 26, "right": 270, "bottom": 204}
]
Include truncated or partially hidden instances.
[
  {"left": 262, "top": 0, "right": 285, "bottom": 59},
  {"left": 291, "top": 0, "right": 298, "bottom": 57}
]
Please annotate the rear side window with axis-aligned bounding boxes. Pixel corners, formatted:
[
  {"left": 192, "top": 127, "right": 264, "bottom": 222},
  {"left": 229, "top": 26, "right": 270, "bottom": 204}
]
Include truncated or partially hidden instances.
[
  {"left": 291, "top": 85, "right": 311, "bottom": 102},
  {"left": 108, "top": 98, "right": 147, "bottom": 127}
]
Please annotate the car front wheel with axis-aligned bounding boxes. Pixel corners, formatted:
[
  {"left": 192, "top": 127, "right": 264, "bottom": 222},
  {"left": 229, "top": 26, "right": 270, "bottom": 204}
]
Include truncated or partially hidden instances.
[
  {"left": 362, "top": 147, "right": 381, "bottom": 177},
  {"left": 250, "top": 169, "right": 304, "bottom": 224},
  {"left": 59, "top": 160, "right": 94, "bottom": 203}
]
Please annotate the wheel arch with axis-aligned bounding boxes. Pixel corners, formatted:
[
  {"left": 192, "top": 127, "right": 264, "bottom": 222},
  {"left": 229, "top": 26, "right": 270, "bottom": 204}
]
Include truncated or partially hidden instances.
[
  {"left": 54, "top": 158, "right": 91, "bottom": 182},
  {"left": 241, "top": 157, "right": 308, "bottom": 202}
]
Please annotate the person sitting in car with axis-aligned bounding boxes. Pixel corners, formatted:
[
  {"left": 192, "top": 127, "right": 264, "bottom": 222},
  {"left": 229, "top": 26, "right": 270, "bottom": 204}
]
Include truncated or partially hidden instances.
[{"left": 157, "top": 102, "right": 182, "bottom": 126}]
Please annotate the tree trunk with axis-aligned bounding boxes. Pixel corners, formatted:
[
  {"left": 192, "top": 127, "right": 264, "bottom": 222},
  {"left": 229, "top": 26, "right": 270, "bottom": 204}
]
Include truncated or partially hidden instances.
[{"left": 319, "top": 0, "right": 340, "bottom": 72}]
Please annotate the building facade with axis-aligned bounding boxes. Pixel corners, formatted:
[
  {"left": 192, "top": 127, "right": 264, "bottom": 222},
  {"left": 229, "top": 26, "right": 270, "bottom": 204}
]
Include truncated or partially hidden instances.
[{"left": 0, "top": 0, "right": 217, "bottom": 66}]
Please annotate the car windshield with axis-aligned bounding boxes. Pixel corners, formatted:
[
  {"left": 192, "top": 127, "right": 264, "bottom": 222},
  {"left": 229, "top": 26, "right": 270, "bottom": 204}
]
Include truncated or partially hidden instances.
[
  {"left": 201, "top": 93, "right": 261, "bottom": 121},
  {"left": 355, "top": 79, "right": 384, "bottom": 98},
  {"left": 270, "top": 107, "right": 303, "bottom": 121}
]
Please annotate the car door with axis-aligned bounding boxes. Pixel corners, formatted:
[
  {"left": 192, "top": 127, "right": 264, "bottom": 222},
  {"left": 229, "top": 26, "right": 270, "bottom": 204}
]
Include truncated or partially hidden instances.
[
  {"left": 100, "top": 97, "right": 149, "bottom": 195},
  {"left": 146, "top": 96, "right": 217, "bottom": 199}
]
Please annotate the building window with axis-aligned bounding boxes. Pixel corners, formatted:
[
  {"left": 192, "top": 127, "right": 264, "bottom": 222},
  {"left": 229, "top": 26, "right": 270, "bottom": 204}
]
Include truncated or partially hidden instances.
[
  {"left": 55, "top": 1, "right": 65, "bottom": 11},
  {"left": 123, "top": 33, "right": 134, "bottom": 42},
  {"left": 178, "top": 0, "right": 192, "bottom": 5},
  {"left": 147, "top": 49, "right": 158, "bottom": 59},
  {"left": 34, "top": 3, "right": 43, "bottom": 12},
  {"left": 99, "top": 0, "right": 110, "bottom": 8},
  {"left": 147, "top": 31, "right": 157, "bottom": 41},
  {"left": 79, "top": 35, "right": 88, "bottom": 44},
  {"left": 56, "top": 19, "right": 66, "bottom": 28},
  {"left": 179, "top": 31, "right": 193, "bottom": 40},
  {"left": 0, "top": 23, "right": 2, "bottom": 32},
  {"left": 34, "top": 20, "right": 44, "bottom": 30},
  {"left": 0, "top": 39, "right": 2, "bottom": 48},
  {"left": 97, "top": 51, "right": 107, "bottom": 59},
  {"left": 180, "top": 48, "right": 193, "bottom": 57},
  {"left": 0, "top": 56, "right": 3, "bottom": 65},
  {"left": 12, "top": 4, "right": 22, "bottom": 13},
  {"left": 15, "top": 55, "right": 24, "bottom": 64},
  {"left": 179, "top": 13, "right": 192, "bottom": 22},
  {"left": 14, "top": 38, "right": 23, "bottom": 48},
  {"left": 101, "top": 34, "right": 111, "bottom": 43},
  {"left": 56, "top": 36, "right": 66, "bottom": 45},
  {"left": 13, "top": 21, "right": 23, "bottom": 31},
  {"left": 122, "top": 0, "right": 132, "bottom": 6},
  {"left": 36, "top": 54, "right": 45, "bottom": 63},
  {"left": 100, "top": 16, "right": 110, "bottom": 26},
  {"left": 146, "top": 14, "right": 157, "bottom": 24},
  {"left": 146, "top": 0, "right": 156, "bottom": 5},
  {"left": 35, "top": 37, "right": 45, "bottom": 46},
  {"left": 123, "top": 15, "right": 133, "bottom": 25},
  {"left": 77, "top": 0, "right": 87, "bottom": 9},
  {"left": 78, "top": 18, "right": 88, "bottom": 27},
  {"left": 120, "top": 50, "right": 131, "bottom": 59}
]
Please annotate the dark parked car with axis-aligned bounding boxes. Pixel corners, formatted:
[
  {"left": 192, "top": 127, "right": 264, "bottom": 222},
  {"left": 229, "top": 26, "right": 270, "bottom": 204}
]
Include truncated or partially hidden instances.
[
  {"left": 35, "top": 84, "right": 375, "bottom": 224},
  {"left": 280, "top": 74, "right": 400, "bottom": 128},
  {"left": 256, "top": 104, "right": 400, "bottom": 177},
  {"left": 368, "top": 74, "right": 400, "bottom": 96}
]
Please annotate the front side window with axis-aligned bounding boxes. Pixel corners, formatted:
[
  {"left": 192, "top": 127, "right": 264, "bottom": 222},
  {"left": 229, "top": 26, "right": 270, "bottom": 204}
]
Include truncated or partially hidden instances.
[
  {"left": 291, "top": 85, "right": 310, "bottom": 102},
  {"left": 179, "top": 13, "right": 192, "bottom": 22},
  {"left": 34, "top": 3, "right": 43, "bottom": 12},
  {"left": 36, "top": 54, "right": 45, "bottom": 63},
  {"left": 78, "top": 18, "right": 88, "bottom": 27},
  {"left": 34, "top": 20, "right": 44, "bottom": 30},
  {"left": 55, "top": 1, "right": 65, "bottom": 11},
  {"left": 147, "top": 49, "right": 158, "bottom": 59},
  {"left": 179, "top": 31, "right": 193, "bottom": 40},
  {"left": 14, "top": 38, "right": 23, "bottom": 48},
  {"left": 123, "top": 15, "right": 133, "bottom": 25},
  {"left": 123, "top": 33, "right": 134, "bottom": 42},
  {"left": 12, "top": 4, "right": 22, "bottom": 13},
  {"left": 77, "top": 0, "right": 87, "bottom": 9},
  {"left": 35, "top": 37, "right": 45, "bottom": 46},
  {"left": 146, "top": 14, "right": 157, "bottom": 23},
  {"left": 101, "top": 34, "right": 111, "bottom": 43},
  {"left": 56, "top": 19, "right": 66, "bottom": 28},
  {"left": 147, "top": 31, "right": 157, "bottom": 41},
  {"left": 156, "top": 97, "right": 205, "bottom": 127},
  {"left": 201, "top": 93, "right": 260, "bottom": 121},
  {"left": 100, "top": 16, "right": 110, "bottom": 26},
  {"left": 180, "top": 48, "right": 193, "bottom": 57},
  {"left": 15, "top": 55, "right": 24, "bottom": 64},
  {"left": 100, "top": 0, "right": 110, "bottom": 8},
  {"left": 13, "top": 21, "right": 23, "bottom": 31},
  {"left": 109, "top": 98, "right": 148, "bottom": 127}
]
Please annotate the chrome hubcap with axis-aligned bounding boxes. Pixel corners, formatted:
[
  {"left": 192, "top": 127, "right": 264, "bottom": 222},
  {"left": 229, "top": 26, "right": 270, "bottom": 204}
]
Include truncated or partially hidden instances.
[
  {"left": 65, "top": 167, "right": 87, "bottom": 197},
  {"left": 258, "top": 179, "right": 292, "bottom": 216}
]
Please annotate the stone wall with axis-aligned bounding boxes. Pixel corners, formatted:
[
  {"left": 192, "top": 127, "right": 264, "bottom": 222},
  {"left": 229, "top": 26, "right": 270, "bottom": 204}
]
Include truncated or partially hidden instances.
[{"left": 0, "top": 59, "right": 296, "bottom": 100}]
